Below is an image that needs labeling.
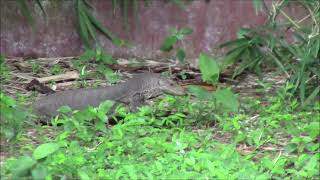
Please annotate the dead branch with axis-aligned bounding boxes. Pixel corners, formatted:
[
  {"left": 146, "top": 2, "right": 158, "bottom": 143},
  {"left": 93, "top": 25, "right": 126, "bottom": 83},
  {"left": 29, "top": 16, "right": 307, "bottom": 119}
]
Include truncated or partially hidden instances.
[{"left": 35, "top": 71, "right": 79, "bottom": 83}]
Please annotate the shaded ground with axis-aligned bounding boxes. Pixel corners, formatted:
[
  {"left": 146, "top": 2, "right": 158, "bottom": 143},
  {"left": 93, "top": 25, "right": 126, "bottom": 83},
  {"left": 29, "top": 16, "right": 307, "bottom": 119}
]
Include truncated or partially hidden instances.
[{"left": 0, "top": 57, "right": 289, "bottom": 168}]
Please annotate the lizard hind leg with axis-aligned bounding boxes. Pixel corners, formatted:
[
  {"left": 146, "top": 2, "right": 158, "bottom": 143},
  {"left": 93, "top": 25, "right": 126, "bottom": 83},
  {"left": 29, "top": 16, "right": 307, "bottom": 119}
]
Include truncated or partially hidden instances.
[{"left": 128, "top": 94, "right": 145, "bottom": 112}]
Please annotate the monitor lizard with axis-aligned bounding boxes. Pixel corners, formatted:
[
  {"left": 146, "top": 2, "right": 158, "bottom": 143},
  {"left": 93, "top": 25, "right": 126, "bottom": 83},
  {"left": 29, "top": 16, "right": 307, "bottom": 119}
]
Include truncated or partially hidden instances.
[{"left": 32, "top": 72, "right": 185, "bottom": 118}]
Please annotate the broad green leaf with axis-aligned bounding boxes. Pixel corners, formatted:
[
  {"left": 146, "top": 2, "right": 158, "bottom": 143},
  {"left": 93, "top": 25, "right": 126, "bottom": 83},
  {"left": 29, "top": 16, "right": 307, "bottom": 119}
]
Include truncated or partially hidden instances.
[
  {"left": 304, "top": 122, "right": 320, "bottom": 139},
  {"left": 84, "top": 5, "right": 114, "bottom": 41},
  {"left": 125, "top": 165, "right": 138, "bottom": 180},
  {"left": 83, "top": 12, "right": 97, "bottom": 42},
  {"left": 78, "top": 171, "right": 91, "bottom": 180},
  {"left": 140, "top": 137, "right": 156, "bottom": 145},
  {"left": 33, "top": 143, "right": 60, "bottom": 160},
  {"left": 31, "top": 164, "right": 48, "bottom": 180},
  {"left": 100, "top": 52, "right": 116, "bottom": 64},
  {"left": 237, "top": 28, "right": 251, "bottom": 38},
  {"left": 185, "top": 157, "right": 196, "bottom": 165},
  {"left": 77, "top": 0, "right": 90, "bottom": 48},
  {"left": 176, "top": 48, "right": 186, "bottom": 63},
  {"left": 187, "top": 85, "right": 212, "bottom": 100},
  {"left": 199, "top": 53, "right": 220, "bottom": 84},
  {"left": 213, "top": 88, "right": 239, "bottom": 113},
  {"left": 179, "top": 27, "right": 193, "bottom": 36},
  {"left": 57, "top": 106, "right": 72, "bottom": 113},
  {"left": 0, "top": 93, "right": 16, "bottom": 107},
  {"left": 10, "top": 155, "right": 36, "bottom": 178},
  {"left": 96, "top": 66, "right": 120, "bottom": 83},
  {"left": 79, "top": 49, "right": 96, "bottom": 61},
  {"left": 98, "top": 100, "right": 114, "bottom": 113},
  {"left": 221, "top": 46, "right": 247, "bottom": 70},
  {"left": 160, "top": 36, "right": 177, "bottom": 52}
]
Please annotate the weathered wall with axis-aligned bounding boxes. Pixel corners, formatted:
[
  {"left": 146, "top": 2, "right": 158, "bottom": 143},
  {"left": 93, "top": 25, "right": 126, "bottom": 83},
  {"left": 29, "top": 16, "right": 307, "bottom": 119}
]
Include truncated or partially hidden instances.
[{"left": 0, "top": 0, "right": 268, "bottom": 61}]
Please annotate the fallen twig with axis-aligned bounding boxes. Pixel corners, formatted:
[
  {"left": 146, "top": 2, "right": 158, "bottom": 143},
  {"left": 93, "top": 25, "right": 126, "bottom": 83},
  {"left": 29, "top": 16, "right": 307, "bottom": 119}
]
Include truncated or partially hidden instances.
[{"left": 34, "top": 71, "right": 79, "bottom": 83}]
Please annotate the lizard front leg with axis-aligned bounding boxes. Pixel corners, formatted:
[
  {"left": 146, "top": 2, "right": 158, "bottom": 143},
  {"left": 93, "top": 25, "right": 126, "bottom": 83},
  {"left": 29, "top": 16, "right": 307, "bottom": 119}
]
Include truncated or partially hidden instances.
[{"left": 128, "top": 94, "right": 145, "bottom": 112}]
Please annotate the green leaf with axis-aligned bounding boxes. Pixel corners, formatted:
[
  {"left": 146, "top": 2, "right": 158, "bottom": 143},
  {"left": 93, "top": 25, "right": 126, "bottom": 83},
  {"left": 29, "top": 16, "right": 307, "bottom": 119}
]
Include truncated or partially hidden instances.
[
  {"left": 0, "top": 93, "right": 16, "bottom": 107},
  {"left": 57, "top": 106, "right": 72, "bottom": 113},
  {"left": 179, "top": 27, "right": 193, "bottom": 36},
  {"left": 10, "top": 155, "right": 36, "bottom": 178},
  {"left": 33, "top": 143, "right": 60, "bottom": 160},
  {"left": 219, "top": 38, "right": 249, "bottom": 48},
  {"left": 237, "top": 28, "right": 252, "bottom": 38},
  {"left": 99, "top": 52, "right": 116, "bottom": 64},
  {"left": 221, "top": 46, "right": 247, "bottom": 70},
  {"left": 304, "top": 122, "right": 320, "bottom": 139},
  {"left": 78, "top": 171, "right": 91, "bottom": 180},
  {"left": 176, "top": 48, "right": 186, "bottom": 63},
  {"left": 84, "top": 6, "right": 114, "bottom": 41},
  {"left": 187, "top": 85, "right": 212, "bottom": 100},
  {"left": 31, "top": 164, "right": 48, "bottom": 180},
  {"left": 82, "top": 12, "right": 97, "bottom": 42},
  {"left": 185, "top": 157, "right": 196, "bottom": 165},
  {"left": 302, "top": 85, "right": 320, "bottom": 108},
  {"left": 125, "top": 165, "right": 138, "bottom": 180},
  {"left": 199, "top": 53, "right": 220, "bottom": 84},
  {"left": 98, "top": 100, "right": 114, "bottom": 113},
  {"left": 79, "top": 49, "right": 96, "bottom": 61},
  {"left": 213, "top": 88, "right": 239, "bottom": 113},
  {"left": 160, "top": 36, "right": 177, "bottom": 52},
  {"left": 269, "top": 50, "right": 289, "bottom": 77},
  {"left": 77, "top": 0, "right": 90, "bottom": 48}
]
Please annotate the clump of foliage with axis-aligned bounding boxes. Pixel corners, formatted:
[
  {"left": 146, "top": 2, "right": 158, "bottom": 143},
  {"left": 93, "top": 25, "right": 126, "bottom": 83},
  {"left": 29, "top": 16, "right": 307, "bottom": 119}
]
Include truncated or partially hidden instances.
[
  {"left": 2, "top": 1, "right": 319, "bottom": 179},
  {"left": 160, "top": 27, "right": 193, "bottom": 63},
  {"left": 74, "top": 0, "right": 124, "bottom": 49},
  {"left": 2, "top": 88, "right": 319, "bottom": 179},
  {"left": 49, "top": 64, "right": 64, "bottom": 75},
  {"left": 71, "top": 47, "right": 120, "bottom": 85},
  {"left": 1, "top": 49, "right": 319, "bottom": 178},
  {"left": 219, "top": 0, "right": 320, "bottom": 106},
  {"left": 0, "top": 93, "right": 28, "bottom": 141},
  {"left": 0, "top": 54, "right": 11, "bottom": 81}
]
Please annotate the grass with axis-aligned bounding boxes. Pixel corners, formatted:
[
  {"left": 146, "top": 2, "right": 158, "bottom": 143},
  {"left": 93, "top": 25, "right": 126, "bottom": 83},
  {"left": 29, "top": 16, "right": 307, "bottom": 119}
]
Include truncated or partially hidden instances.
[
  {"left": 1, "top": 0, "right": 318, "bottom": 179},
  {"left": 1, "top": 78, "right": 319, "bottom": 179}
]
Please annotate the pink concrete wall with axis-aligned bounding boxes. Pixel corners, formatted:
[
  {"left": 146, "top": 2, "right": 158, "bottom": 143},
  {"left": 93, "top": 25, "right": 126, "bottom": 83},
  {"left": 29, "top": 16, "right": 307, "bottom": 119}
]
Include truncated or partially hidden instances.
[{"left": 0, "top": 0, "right": 268, "bottom": 61}]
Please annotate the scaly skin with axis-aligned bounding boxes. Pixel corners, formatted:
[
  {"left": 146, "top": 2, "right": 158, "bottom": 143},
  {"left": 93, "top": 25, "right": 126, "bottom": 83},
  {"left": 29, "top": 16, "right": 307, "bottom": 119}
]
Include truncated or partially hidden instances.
[{"left": 33, "top": 72, "right": 185, "bottom": 118}]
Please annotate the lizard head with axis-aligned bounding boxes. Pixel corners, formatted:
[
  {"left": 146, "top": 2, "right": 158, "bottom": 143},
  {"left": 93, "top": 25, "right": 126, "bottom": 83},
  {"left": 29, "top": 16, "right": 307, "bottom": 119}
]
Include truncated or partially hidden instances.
[
  {"left": 133, "top": 72, "right": 186, "bottom": 98},
  {"left": 158, "top": 77, "right": 186, "bottom": 96}
]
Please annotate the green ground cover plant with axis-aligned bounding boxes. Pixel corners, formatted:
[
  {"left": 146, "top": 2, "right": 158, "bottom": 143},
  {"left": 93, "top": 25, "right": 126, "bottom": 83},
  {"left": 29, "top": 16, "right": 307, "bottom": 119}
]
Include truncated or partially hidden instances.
[
  {"left": 1, "top": 51, "right": 319, "bottom": 179},
  {"left": 1, "top": 1, "right": 319, "bottom": 179},
  {"left": 1, "top": 85, "right": 319, "bottom": 179},
  {"left": 219, "top": 0, "right": 320, "bottom": 106}
]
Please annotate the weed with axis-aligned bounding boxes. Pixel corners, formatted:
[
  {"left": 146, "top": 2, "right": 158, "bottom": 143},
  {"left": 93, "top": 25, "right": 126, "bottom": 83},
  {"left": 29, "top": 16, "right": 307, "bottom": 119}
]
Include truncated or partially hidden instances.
[
  {"left": 0, "top": 55, "right": 11, "bottom": 81},
  {"left": 30, "top": 62, "right": 41, "bottom": 74},
  {"left": 160, "top": 27, "right": 193, "bottom": 63},
  {"left": 49, "top": 64, "right": 63, "bottom": 75},
  {"left": 219, "top": 0, "right": 320, "bottom": 106},
  {"left": 0, "top": 93, "right": 28, "bottom": 141}
]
